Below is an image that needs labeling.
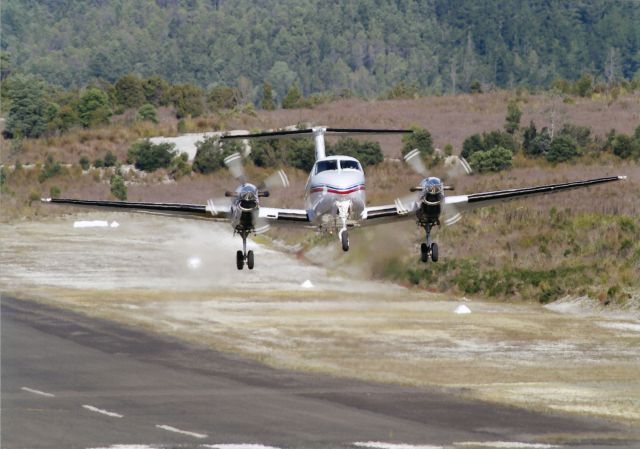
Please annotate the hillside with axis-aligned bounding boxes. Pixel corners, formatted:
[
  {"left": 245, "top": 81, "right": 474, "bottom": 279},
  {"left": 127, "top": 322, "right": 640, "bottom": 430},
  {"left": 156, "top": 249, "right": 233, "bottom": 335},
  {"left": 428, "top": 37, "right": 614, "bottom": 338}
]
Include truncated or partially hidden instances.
[{"left": 2, "top": 0, "right": 639, "bottom": 97}]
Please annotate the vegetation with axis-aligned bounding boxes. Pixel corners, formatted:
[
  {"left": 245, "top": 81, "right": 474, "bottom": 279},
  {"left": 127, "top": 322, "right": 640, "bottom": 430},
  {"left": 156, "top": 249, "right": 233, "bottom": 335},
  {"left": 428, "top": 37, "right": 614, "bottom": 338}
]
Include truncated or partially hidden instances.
[
  {"left": 127, "top": 140, "right": 176, "bottom": 172},
  {"left": 110, "top": 174, "right": 127, "bottom": 200},
  {"left": 3, "top": 1, "right": 638, "bottom": 96},
  {"left": 468, "top": 146, "right": 513, "bottom": 173}
]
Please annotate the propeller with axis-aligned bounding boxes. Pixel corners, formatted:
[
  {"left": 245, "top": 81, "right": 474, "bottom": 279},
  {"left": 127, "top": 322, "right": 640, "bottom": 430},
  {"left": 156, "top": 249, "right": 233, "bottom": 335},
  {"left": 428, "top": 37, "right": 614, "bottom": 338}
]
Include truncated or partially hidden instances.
[{"left": 399, "top": 147, "right": 473, "bottom": 225}]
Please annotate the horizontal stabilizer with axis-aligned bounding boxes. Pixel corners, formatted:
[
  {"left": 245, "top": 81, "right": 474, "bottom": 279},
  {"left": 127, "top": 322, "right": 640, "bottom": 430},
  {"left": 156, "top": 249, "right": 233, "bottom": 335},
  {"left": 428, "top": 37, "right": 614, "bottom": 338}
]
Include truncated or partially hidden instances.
[{"left": 221, "top": 127, "right": 413, "bottom": 141}]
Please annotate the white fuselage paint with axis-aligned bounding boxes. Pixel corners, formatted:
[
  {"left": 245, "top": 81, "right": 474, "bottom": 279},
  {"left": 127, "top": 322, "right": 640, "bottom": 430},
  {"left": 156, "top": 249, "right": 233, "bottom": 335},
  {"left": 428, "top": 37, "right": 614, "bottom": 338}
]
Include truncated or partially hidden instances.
[{"left": 304, "top": 155, "right": 366, "bottom": 228}]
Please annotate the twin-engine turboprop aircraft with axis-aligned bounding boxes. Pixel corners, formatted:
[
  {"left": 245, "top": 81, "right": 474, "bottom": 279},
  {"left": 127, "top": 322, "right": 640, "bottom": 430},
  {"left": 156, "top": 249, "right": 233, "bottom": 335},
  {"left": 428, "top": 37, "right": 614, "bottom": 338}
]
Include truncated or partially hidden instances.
[{"left": 43, "top": 126, "right": 626, "bottom": 270}]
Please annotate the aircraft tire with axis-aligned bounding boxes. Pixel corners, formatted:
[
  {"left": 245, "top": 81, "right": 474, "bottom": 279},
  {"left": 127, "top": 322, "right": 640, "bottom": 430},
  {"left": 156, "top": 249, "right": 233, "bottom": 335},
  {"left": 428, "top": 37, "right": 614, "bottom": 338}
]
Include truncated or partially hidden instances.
[
  {"left": 431, "top": 242, "right": 439, "bottom": 262},
  {"left": 236, "top": 250, "right": 244, "bottom": 270},
  {"left": 421, "top": 243, "right": 429, "bottom": 263},
  {"left": 247, "top": 250, "right": 254, "bottom": 270},
  {"left": 341, "top": 231, "right": 349, "bottom": 252}
]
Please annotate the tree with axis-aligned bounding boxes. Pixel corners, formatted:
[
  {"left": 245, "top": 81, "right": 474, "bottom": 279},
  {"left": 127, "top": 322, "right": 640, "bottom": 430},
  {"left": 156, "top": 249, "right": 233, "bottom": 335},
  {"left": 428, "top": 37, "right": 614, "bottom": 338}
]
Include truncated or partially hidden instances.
[
  {"left": 127, "top": 140, "right": 176, "bottom": 171},
  {"left": 110, "top": 174, "right": 127, "bottom": 200},
  {"left": 142, "top": 76, "right": 170, "bottom": 106},
  {"left": 170, "top": 84, "right": 204, "bottom": 118},
  {"left": 468, "top": 146, "right": 513, "bottom": 173},
  {"left": 79, "top": 155, "right": 90, "bottom": 170},
  {"left": 282, "top": 84, "right": 302, "bottom": 109},
  {"left": 207, "top": 85, "right": 238, "bottom": 110},
  {"left": 78, "top": 88, "right": 111, "bottom": 127},
  {"left": 574, "top": 74, "right": 593, "bottom": 98},
  {"left": 137, "top": 103, "right": 159, "bottom": 123},
  {"left": 546, "top": 135, "right": 578, "bottom": 163},
  {"left": 5, "top": 75, "right": 48, "bottom": 138},
  {"left": 461, "top": 133, "right": 484, "bottom": 159},
  {"left": 504, "top": 100, "right": 522, "bottom": 134},
  {"left": 114, "top": 74, "right": 145, "bottom": 108},
  {"left": 261, "top": 82, "right": 275, "bottom": 110},
  {"left": 522, "top": 121, "right": 537, "bottom": 154}
]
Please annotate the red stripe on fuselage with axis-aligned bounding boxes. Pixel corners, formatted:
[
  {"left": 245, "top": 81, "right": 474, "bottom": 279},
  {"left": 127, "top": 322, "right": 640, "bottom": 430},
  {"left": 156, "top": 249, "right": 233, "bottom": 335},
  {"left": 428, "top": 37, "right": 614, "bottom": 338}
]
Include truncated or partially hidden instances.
[{"left": 310, "top": 185, "right": 365, "bottom": 195}]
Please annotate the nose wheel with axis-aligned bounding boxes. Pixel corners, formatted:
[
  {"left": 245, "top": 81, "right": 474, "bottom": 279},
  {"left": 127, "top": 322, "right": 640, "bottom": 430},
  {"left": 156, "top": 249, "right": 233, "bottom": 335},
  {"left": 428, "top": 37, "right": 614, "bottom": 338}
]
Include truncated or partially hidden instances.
[
  {"left": 420, "top": 222, "right": 439, "bottom": 263},
  {"left": 236, "top": 232, "right": 255, "bottom": 270},
  {"left": 341, "top": 230, "right": 349, "bottom": 252}
]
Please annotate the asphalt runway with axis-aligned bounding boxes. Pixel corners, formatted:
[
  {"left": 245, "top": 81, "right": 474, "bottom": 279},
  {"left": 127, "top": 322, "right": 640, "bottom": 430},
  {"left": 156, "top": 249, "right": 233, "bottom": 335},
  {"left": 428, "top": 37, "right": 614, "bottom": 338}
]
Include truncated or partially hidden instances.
[{"left": 2, "top": 295, "right": 638, "bottom": 449}]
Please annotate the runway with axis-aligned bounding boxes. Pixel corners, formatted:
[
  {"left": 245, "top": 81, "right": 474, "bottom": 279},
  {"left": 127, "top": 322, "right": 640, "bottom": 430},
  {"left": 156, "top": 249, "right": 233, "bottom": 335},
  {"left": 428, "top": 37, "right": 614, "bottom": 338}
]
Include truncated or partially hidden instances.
[{"left": 2, "top": 296, "right": 638, "bottom": 449}]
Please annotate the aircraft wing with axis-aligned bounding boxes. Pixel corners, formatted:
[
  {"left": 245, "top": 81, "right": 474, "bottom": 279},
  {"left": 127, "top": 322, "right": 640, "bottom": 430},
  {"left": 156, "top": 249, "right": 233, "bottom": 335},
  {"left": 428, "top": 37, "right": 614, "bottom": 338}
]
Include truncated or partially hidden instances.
[
  {"left": 442, "top": 175, "right": 627, "bottom": 219},
  {"left": 41, "top": 197, "right": 230, "bottom": 220},
  {"left": 361, "top": 202, "right": 417, "bottom": 226},
  {"left": 258, "top": 207, "right": 314, "bottom": 228}
]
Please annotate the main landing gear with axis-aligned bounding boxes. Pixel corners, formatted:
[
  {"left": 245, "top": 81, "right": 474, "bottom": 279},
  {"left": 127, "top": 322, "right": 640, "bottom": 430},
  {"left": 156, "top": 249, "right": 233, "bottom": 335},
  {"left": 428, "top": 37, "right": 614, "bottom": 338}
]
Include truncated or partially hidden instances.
[
  {"left": 236, "top": 230, "right": 255, "bottom": 270},
  {"left": 420, "top": 222, "right": 439, "bottom": 263}
]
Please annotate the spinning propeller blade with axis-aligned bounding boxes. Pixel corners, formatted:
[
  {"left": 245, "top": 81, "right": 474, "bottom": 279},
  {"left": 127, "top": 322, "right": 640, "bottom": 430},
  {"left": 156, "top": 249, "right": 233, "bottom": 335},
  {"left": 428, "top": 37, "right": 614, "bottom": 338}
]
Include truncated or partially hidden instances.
[
  {"left": 404, "top": 148, "right": 428, "bottom": 177},
  {"left": 260, "top": 169, "right": 290, "bottom": 190},
  {"left": 224, "top": 152, "right": 245, "bottom": 182}
]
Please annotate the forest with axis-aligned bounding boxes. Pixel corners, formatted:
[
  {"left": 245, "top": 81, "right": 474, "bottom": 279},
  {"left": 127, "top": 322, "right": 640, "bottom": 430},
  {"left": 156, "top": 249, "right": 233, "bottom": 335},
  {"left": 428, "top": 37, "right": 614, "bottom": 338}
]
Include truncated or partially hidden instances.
[{"left": 2, "top": 0, "right": 639, "bottom": 101}]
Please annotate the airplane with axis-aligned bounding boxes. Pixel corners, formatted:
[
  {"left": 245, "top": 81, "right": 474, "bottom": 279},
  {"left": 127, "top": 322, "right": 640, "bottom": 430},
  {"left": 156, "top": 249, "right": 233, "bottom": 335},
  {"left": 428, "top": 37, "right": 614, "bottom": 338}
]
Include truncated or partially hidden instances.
[{"left": 42, "top": 126, "right": 627, "bottom": 270}]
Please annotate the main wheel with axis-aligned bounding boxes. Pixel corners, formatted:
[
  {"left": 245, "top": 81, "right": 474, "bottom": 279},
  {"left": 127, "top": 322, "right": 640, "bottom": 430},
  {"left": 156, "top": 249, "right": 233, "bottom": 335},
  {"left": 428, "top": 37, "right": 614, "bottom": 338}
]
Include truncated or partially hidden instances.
[
  {"left": 420, "top": 242, "right": 429, "bottom": 263},
  {"left": 247, "top": 250, "right": 254, "bottom": 270},
  {"left": 236, "top": 250, "right": 244, "bottom": 270},
  {"left": 430, "top": 242, "right": 439, "bottom": 262},
  {"left": 341, "top": 231, "right": 349, "bottom": 252}
]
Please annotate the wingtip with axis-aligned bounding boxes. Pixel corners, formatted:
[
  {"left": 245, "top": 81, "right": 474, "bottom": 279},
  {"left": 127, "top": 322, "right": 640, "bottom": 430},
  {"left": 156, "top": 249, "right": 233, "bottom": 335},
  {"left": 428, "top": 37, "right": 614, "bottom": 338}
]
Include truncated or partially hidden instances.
[
  {"left": 618, "top": 175, "right": 628, "bottom": 181},
  {"left": 40, "top": 197, "right": 52, "bottom": 203}
]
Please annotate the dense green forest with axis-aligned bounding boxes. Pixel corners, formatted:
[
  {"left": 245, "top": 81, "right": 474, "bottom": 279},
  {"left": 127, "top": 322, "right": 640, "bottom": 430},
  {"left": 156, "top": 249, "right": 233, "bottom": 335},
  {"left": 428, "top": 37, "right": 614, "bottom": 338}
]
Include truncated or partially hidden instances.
[{"left": 2, "top": 0, "right": 639, "bottom": 101}]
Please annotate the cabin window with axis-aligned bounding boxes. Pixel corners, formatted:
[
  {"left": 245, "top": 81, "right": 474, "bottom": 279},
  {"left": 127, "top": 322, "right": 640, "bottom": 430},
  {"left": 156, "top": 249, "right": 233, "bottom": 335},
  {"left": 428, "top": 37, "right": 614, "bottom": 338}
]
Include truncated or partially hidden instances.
[
  {"left": 340, "top": 160, "right": 361, "bottom": 171},
  {"left": 316, "top": 160, "right": 338, "bottom": 173}
]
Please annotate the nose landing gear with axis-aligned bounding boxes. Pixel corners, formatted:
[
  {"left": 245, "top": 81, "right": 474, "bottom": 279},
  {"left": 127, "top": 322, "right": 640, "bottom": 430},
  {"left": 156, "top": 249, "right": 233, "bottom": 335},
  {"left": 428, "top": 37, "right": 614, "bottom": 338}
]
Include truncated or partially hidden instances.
[
  {"left": 420, "top": 222, "right": 439, "bottom": 263},
  {"left": 236, "top": 230, "right": 255, "bottom": 270}
]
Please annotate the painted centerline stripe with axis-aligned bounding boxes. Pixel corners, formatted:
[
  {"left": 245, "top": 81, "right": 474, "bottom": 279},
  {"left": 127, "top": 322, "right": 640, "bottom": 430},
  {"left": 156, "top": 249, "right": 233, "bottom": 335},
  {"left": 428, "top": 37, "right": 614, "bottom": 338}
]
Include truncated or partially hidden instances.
[
  {"left": 454, "top": 443, "right": 561, "bottom": 448},
  {"left": 21, "top": 387, "right": 55, "bottom": 397},
  {"left": 82, "top": 405, "right": 124, "bottom": 418},
  {"left": 354, "top": 443, "right": 443, "bottom": 449},
  {"left": 203, "top": 445, "right": 282, "bottom": 449},
  {"left": 155, "top": 424, "right": 207, "bottom": 439}
]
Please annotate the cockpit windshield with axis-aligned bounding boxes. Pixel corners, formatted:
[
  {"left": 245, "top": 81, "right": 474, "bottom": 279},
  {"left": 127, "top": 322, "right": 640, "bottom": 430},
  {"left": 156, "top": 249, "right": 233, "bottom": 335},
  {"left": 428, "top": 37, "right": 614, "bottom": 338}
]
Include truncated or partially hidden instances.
[
  {"left": 316, "top": 160, "right": 338, "bottom": 173},
  {"left": 340, "top": 160, "right": 361, "bottom": 171}
]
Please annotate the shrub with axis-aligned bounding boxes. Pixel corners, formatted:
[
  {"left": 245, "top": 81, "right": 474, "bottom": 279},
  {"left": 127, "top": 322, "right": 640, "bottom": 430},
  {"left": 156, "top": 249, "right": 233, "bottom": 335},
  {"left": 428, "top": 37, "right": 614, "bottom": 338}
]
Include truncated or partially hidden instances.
[
  {"left": 170, "top": 152, "right": 191, "bottom": 178},
  {"left": 49, "top": 185, "right": 61, "bottom": 198},
  {"left": 282, "top": 84, "right": 302, "bottom": 109},
  {"left": 78, "top": 88, "right": 112, "bottom": 128},
  {"left": 401, "top": 127, "right": 434, "bottom": 159},
  {"left": 462, "top": 130, "right": 516, "bottom": 159},
  {"left": 79, "top": 155, "right": 90, "bottom": 170},
  {"left": 93, "top": 158, "right": 104, "bottom": 168},
  {"left": 127, "top": 140, "right": 176, "bottom": 171},
  {"left": 192, "top": 137, "right": 240, "bottom": 174},
  {"left": 110, "top": 174, "right": 127, "bottom": 200},
  {"left": 137, "top": 103, "right": 159, "bottom": 123},
  {"left": 468, "top": 146, "right": 513, "bottom": 173},
  {"left": 103, "top": 151, "right": 117, "bottom": 167},
  {"left": 504, "top": 99, "right": 522, "bottom": 134},
  {"left": 547, "top": 135, "right": 579, "bottom": 163},
  {"left": 612, "top": 134, "right": 640, "bottom": 159},
  {"left": 114, "top": 74, "right": 145, "bottom": 108},
  {"left": 327, "top": 137, "right": 384, "bottom": 167},
  {"left": 38, "top": 154, "right": 61, "bottom": 182},
  {"left": 559, "top": 123, "right": 591, "bottom": 148}
]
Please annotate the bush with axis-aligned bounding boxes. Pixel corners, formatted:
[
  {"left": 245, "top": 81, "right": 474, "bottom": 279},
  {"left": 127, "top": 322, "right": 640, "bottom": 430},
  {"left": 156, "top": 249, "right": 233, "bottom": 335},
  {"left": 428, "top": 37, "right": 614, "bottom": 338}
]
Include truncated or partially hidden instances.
[
  {"left": 559, "top": 123, "right": 591, "bottom": 148},
  {"left": 38, "top": 154, "right": 61, "bottom": 182},
  {"left": 110, "top": 174, "right": 127, "bottom": 200},
  {"left": 327, "top": 137, "right": 384, "bottom": 167},
  {"left": 207, "top": 85, "right": 238, "bottom": 110},
  {"left": 50, "top": 185, "right": 61, "bottom": 198},
  {"left": 170, "top": 152, "right": 191, "bottom": 178},
  {"left": 192, "top": 137, "right": 240, "bottom": 174},
  {"left": 612, "top": 134, "right": 640, "bottom": 159},
  {"left": 78, "top": 88, "right": 112, "bottom": 128},
  {"left": 468, "top": 146, "right": 513, "bottom": 173},
  {"left": 79, "top": 155, "right": 90, "bottom": 170},
  {"left": 114, "top": 74, "right": 145, "bottom": 108},
  {"left": 282, "top": 84, "right": 302, "bottom": 109},
  {"left": 504, "top": 99, "right": 522, "bottom": 134},
  {"left": 170, "top": 84, "right": 204, "bottom": 118},
  {"left": 546, "top": 135, "right": 579, "bottom": 163},
  {"left": 462, "top": 130, "right": 516, "bottom": 159},
  {"left": 127, "top": 140, "right": 176, "bottom": 171},
  {"left": 103, "top": 151, "right": 117, "bottom": 167},
  {"left": 401, "top": 127, "right": 434, "bottom": 159},
  {"left": 137, "top": 103, "right": 158, "bottom": 123},
  {"left": 93, "top": 158, "right": 104, "bottom": 168}
]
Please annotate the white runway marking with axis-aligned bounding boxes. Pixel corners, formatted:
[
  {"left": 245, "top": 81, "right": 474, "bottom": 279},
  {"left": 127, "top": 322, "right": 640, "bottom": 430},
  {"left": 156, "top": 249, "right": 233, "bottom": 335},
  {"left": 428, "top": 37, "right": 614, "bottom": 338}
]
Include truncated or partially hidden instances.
[
  {"left": 88, "top": 445, "right": 161, "bottom": 449},
  {"left": 454, "top": 443, "right": 561, "bottom": 448},
  {"left": 353, "top": 443, "right": 443, "bottom": 449},
  {"left": 21, "top": 387, "right": 55, "bottom": 397},
  {"left": 203, "top": 445, "right": 282, "bottom": 449},
  {"left": 82, "top": 405, "right": 123, "bottom": 418},
  {"left": 155, "top": 424, "right": 207, "bottom": 438}
]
